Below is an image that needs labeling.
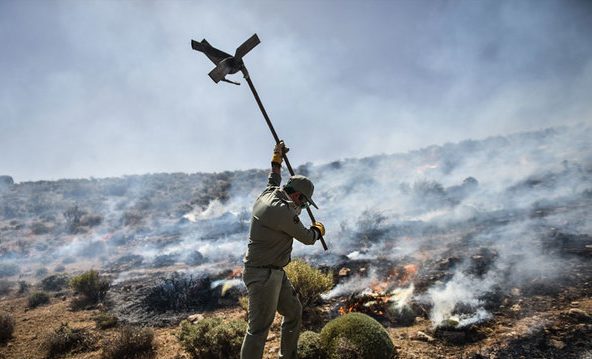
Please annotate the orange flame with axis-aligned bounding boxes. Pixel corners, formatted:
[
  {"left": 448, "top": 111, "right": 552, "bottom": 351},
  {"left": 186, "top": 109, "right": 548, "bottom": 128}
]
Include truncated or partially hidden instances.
[{"left": 229, "top": 266, "right": 243, "bottom": 278}]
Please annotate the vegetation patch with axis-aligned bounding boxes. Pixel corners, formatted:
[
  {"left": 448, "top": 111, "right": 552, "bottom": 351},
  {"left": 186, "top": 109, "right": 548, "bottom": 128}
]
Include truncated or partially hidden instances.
[
  {"left": 93, "top": 312, "right": 119, "bottom": 330},
  {"left": 101, "top": 325, "right": 154, "bottom": 359},
  {"left": 69, "top": 270, "right": 110, "bottom": 304},
  {"left": 40, "top": 323, "right": 97, "bottom": 358},
  {"left": 0, "top": 312, "right": 15, "bottom": 343},
  {"left": 297, "top": 330, "right": 325, "bottom": 359},
  {"left": 41, "top": 274, "right": 69, "bottom": 292},
  {"left": 285, "top": 259, "right": 333, "bottom": 308},
  {"left": 320, "top": 312, "right": 396, "bottom": 359},
  {"left": 0, "top": 280, "right": 13, "bottom": 296},
  {"left": 178, "top": 317, "right": 247, "bottom": 359},
  {"left": 28, "top": 291, "right": 50, "bottom": 308}
]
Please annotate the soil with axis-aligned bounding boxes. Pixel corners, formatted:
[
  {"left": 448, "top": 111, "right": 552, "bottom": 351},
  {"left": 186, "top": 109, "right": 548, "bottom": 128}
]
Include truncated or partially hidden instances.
[{"left": 0, "top": 286, "right": 590, "bottom": 359}]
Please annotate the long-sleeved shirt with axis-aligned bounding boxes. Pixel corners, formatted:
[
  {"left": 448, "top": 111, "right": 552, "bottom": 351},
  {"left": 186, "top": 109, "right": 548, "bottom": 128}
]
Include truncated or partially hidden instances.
[{"left": 243, "top": 171, "right": 318, "bottom": 267}]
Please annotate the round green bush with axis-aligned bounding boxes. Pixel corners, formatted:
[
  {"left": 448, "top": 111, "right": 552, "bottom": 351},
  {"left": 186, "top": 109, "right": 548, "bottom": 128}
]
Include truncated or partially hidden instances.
[
  {"left": 285, "top": 259, "right": 333, "bottom": 308},
  {"left": 320, "top": 312, "right": 396, "bottom": 359},
  {"left": 298, "top": 330, "right": 325, "bottom": 359},
  {"left": 178, "top": 317, "right": 247, "bottom": 359}
]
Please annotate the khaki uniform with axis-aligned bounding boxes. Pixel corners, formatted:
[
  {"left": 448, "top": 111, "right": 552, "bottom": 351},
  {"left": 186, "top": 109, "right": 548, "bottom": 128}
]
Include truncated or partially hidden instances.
[{"left": 241, "top": 172, "right": 318, "bottom": 359}]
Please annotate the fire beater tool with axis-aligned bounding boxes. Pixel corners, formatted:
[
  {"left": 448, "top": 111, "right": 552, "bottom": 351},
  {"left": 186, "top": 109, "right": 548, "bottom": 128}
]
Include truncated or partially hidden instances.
[{"left": 190, "top": 33, "right": 328, "bottom": 251}]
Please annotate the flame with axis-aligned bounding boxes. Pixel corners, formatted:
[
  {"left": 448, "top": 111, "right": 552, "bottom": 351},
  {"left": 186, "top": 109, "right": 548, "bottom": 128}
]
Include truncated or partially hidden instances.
[
  {"left": 370, "top": 280, "right": 389, "bottom": 294},
  {"left": 401, "top": 264, "right": 418, "bottom": 284},
  {"left": 229, "top": 266, "right": 243, "bottom": 278}
]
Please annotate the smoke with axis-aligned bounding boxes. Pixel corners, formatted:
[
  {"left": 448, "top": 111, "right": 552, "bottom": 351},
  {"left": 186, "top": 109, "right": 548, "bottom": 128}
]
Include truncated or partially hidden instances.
[{"left": 0, "top": 125, "right": 590, "bottom": 325}]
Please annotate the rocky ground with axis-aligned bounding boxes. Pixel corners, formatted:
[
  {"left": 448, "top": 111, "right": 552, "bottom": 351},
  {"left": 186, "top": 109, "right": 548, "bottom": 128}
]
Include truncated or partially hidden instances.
[{"left": 0, "top": 254, "right": 590, "bottom": 359}]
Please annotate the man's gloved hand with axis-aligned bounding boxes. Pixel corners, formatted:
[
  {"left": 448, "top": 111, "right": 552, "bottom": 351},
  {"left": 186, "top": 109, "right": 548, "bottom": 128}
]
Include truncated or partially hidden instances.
[
  {"left": 311, "top": 221, "right": 325, "bottom": 237},
  {"left": 271, "top": 140, "right": 289, "bottom": 165}
]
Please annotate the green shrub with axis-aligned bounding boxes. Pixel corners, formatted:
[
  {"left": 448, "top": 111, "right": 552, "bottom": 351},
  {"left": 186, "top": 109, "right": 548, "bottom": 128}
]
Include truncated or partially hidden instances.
[
  {"left": 28, "top": 291, "right": 50, "bottom": 308},
  {"left": 41, "top": 274, "right": 69, "bottom": 292},
  {"left": 178, "top": 317, "right": 247, "bottom": 359},
  {"left": 320, "top": 312, "right": 396, "bottom": 359},
  {"left": 0, "top": 312, "right": 15, "bottom": 343},
  {"left": 329, "top": 337, "right": 364, "bottom": 359},
  {"left": 101, "top": 326, "right": 154, "bottom": 359},
  {"left": 69, "top": 270, "right": 110, "bottom": 303},
  {"left": 93, "top": 312, "right": 118, "bottom": 330},
  {"left": 284, "top": 260, "right": 333, "bottom": 307},
  {"left": 298, "top": 330, "right": 325, "bottom": 359},
  {"left": 41, "top": 323, "right": 96, "bottom": 358}
]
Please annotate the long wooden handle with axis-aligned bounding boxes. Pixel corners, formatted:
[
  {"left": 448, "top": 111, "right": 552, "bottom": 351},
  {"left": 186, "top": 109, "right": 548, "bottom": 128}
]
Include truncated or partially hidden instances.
[{"left": 244, "top": 73, "right": 328, "bottom": 251}]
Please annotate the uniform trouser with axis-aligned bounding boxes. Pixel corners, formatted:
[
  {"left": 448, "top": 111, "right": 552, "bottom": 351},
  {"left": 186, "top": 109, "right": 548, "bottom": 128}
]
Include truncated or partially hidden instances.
[{"left": 240, "top": 267, "right": 302, "bottom": 359}]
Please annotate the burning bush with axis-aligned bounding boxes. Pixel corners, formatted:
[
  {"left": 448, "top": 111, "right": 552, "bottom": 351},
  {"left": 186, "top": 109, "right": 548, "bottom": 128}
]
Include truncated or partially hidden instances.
[
  {"left": 178, "top": 317, "right": 246, "bottom": 359},
  {"left": 42, "top": 274, "right": 69, "bottom": 292},
  {"left": 28, "top": 291, "right": 50, "bottom": 308},
  {"left": 297, "top": 330, "right": 325, "bottom": 359},
  {"left": 41, "top": 323, "right": 97, "bottom": 358},
  {"left": 0, "top": 312, "right": 15, "bottom": 343},
  {"left": 320, "top": 312, "right": 396, "bottom": 359},
  {"left": 101, "top": 325, "right": 154, "bottom": 359},
  {"left": 69, "top": 270, "right": 110, "bottom": 304},
  {"left": 93, "top": 312, "right": 119, "bottom": 330},
  {"left": 285, "top": 260, "right": 333, "bottom": 308}
]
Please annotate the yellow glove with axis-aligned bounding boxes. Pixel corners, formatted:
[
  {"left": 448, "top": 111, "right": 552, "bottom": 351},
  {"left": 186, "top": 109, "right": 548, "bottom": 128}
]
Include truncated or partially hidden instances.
[
  {"left": 271, "top": 140, "right": 289, "bottom": 165},
  {"left": 311, "top": 221, "right": 325, "bottom": 237}
]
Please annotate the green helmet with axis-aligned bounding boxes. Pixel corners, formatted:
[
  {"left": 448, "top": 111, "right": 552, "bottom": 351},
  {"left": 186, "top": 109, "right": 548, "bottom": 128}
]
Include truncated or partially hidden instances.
[{"left": 285, "top": 175, "right": 318, "bottom": 209}]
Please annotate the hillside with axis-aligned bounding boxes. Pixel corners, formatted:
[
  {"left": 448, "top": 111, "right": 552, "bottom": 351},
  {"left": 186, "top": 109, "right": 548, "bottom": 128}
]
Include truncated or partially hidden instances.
[{"left": 0, "top": 125, "right": 591, "bottom": 358}]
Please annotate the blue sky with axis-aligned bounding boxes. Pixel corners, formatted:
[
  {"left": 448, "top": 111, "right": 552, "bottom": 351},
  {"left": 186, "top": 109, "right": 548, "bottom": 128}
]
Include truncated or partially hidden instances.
[{"left": 1, "top": 0, "right": 591, "bottom": 181}]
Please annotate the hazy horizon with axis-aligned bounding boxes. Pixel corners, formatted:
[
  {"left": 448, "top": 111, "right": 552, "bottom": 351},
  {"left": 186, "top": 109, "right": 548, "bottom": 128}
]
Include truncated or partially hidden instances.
[{"left": 2, "top": 0, "right": 591, "bottom": 182}]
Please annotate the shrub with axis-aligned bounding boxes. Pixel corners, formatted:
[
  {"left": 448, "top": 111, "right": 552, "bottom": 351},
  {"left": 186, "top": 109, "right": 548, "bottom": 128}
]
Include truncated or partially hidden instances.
[
  {"left": 0, "top": 312, "right": 15, "bottom": 343},
  {"left": 69, "top": 270, "right": 110, "bottom": 303},
  {"left": 41, "top": 274, "right": 69, "bottom": 292},
  {"left": 93, "top": 312, "right": 118, "bottom": 330},
  {"left": 0, "top": 280, "right": 13, "bottom": 295},
  {"left": 284, "top": 260, "right": 333, "bottom": 307},
  {"left": 298, "top": 330, "right": 325, "bottom": 359},
  {"left": 28, "top": 291, "right": 50, "bottom": 308},
  {"left": 178, "top": 317, "right": 247, "bottom": 359},
  {"left": 320, "top": 312, "right": 396, "bottom": 359},
  {"left": 101, "top": 326, "right": 154, "bottom": 359},
  {"left": 41, "top": 323, "right": 96, "bottom": 358},
  {"left": 18, "top": 280, "right": 29, "bottom": 294},
  {"left": 329, "top": 337, "right": 364, "bottom": 359}
]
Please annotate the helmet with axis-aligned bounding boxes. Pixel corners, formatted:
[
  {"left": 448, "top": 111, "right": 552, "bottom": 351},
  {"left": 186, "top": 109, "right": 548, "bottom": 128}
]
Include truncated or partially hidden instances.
[{"left": 285, "top": 175, "right": 318, "bottom": 209}]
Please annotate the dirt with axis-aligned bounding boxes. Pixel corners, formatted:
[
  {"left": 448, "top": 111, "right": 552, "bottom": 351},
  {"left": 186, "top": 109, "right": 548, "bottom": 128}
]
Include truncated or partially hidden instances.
[{"left": 1, "top": 285, "right": 590, "bottom": 359}]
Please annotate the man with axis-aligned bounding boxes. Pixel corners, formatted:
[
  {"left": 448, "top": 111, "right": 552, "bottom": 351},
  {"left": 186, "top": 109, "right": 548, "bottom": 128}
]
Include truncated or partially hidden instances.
[{"left": 240, "top": 141, "right": 325, "bottom": 359}]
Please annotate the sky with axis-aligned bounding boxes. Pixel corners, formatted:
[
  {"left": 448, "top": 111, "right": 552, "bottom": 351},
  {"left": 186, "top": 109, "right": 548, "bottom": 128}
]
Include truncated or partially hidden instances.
[{"left": 1, "top": 0, "right": 591, "bottom": 182}]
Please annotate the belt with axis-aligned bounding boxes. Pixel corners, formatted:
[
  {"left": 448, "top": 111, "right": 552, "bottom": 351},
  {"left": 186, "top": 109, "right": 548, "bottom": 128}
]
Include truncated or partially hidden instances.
[{"left": 245, "top": 264, "right": 284, "bottom": 270}]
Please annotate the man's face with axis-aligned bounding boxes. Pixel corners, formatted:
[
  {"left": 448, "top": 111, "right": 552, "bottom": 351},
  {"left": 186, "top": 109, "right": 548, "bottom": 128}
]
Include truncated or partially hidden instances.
[{"left": 289, "top": 192, "right": 307, "bottom": 209}]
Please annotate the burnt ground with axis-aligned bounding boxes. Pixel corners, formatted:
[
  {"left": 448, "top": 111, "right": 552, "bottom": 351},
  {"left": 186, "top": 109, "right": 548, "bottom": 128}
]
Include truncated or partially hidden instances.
[{"left": 0, "top": 276, "right": 590, "bottom": 359}]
